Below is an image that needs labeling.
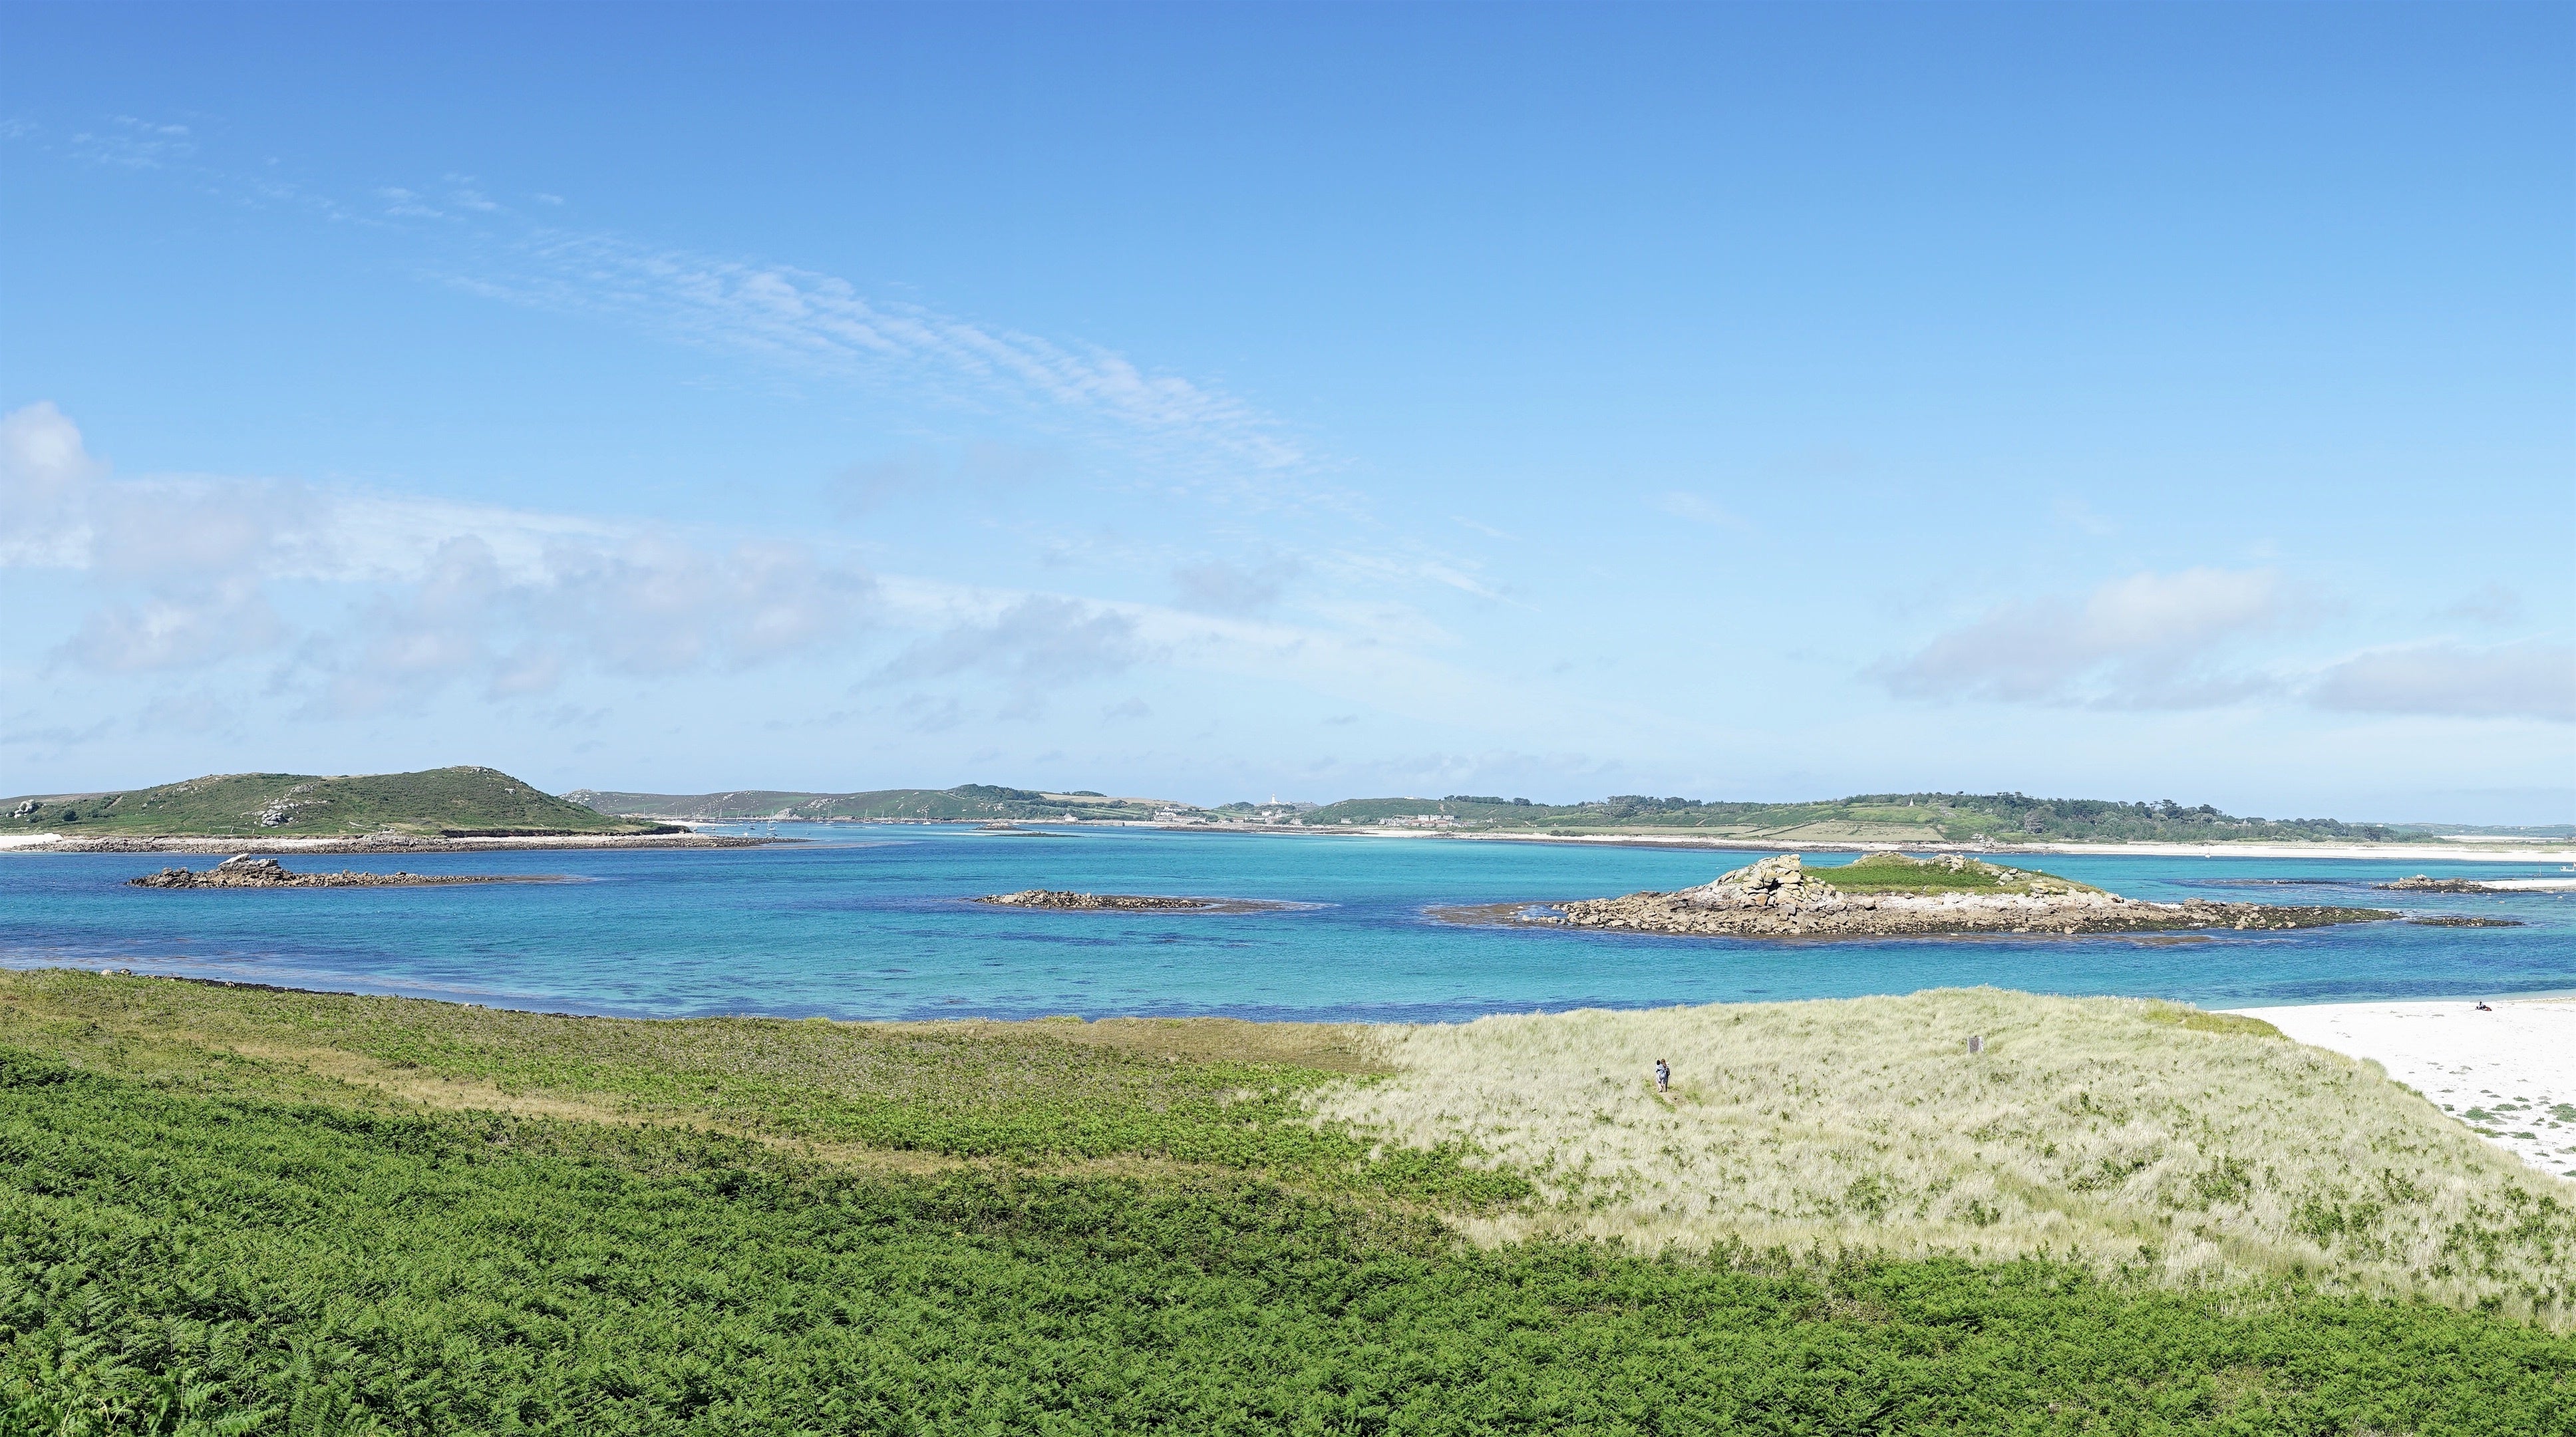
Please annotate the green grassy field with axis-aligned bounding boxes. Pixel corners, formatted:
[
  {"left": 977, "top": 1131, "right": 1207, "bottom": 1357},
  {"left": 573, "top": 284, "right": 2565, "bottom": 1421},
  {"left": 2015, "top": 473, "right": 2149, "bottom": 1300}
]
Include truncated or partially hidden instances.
[
  {"left": 1, "top": 972, "right": 2567, "bottom": 1434},
  {"left": 4, "top": 768, "right": 661, "bottom": 839},
  {"left": 1800, "top": 852, "right": 2103, "bottom": 895}
]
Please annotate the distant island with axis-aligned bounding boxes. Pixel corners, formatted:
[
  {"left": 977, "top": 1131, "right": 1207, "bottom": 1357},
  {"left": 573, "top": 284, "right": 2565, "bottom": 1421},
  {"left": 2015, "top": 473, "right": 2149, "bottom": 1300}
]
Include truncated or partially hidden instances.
[
  {"left": 565, "top": 782, "right": 2561, "bottom": 850},
  {"left": 7, "top": 768, "right": 2559, "bottom": 856},
  {"left": 3, "top": 766, "right": 742, "bottom": 854},
  {"left": 1512, "top": 852, "right": 2394, "bottom": 939},
  {"left": 564, "top": 783, "right": 1191, "bottom": 825}
]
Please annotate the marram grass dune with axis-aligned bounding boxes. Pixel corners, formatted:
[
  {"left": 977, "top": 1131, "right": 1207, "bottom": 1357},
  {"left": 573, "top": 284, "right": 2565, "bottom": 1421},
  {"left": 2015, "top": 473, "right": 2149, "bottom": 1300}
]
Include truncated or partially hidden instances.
[{"left": 1309, "top": 987, "right": 2576, "bottom": 1325}]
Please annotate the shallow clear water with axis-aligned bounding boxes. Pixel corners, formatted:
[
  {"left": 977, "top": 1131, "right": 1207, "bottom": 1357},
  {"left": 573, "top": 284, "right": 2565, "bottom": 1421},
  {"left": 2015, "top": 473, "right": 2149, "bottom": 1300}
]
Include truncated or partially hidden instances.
[{"left": 3, "top": 827, "right": 2569, "bottom": 1022}]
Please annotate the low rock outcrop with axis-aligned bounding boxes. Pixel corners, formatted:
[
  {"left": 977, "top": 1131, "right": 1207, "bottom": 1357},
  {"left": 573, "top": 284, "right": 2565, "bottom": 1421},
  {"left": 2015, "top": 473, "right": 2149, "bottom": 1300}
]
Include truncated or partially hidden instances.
[
  {"left": 974, "top": 889, "right": 1297, "bottom": 913},
  {"left": 1549, "top": 854, "right": 2390, "bottom": 938},
  {"left": 978, "top": 889, "right": 1221, "bottom": 911},
  {"left": 2405, "top": 915, "right": 2524, "bottom": 928},
  {"left": 2375, "top": 875, "right": 2497, "bottom": 893},
  {"left": 129, "top": 856, "right": 546, "bottom": 889}
]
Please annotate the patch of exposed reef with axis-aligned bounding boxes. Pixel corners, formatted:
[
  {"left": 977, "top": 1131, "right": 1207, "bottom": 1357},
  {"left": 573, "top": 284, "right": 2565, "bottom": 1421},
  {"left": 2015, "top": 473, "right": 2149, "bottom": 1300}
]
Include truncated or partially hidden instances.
[
  {"left": 2375, "top": 875, "right": 2501, "bottom": 893},
  {"left": 128, "top": 856, "right": 554, "bottom": 889},
  {"left": 975, "top": 889, "right": 1291, "bottom": 913},
  {"left": 2405, "top": 915, "right": 2525, "bottom": 928},
  {"left": 1542, "top": 854, "right": 2393, "bottom": 939}
]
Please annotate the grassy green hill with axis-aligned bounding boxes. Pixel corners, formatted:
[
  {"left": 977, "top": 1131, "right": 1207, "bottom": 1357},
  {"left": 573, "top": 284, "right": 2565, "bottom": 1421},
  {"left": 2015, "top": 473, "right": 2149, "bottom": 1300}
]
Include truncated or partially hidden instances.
[
  {"left": 0, "top": 971, "right": 2566, "bottom": 1431},
  {"left": 567, "top": 784, "right": 1200, "bottom": 824},
  {"left": 1297, "top": 791, "right": 2426, "bottom": 843},
  {"left": 5, "top": 766, "right": 666, "bottom": 838}
]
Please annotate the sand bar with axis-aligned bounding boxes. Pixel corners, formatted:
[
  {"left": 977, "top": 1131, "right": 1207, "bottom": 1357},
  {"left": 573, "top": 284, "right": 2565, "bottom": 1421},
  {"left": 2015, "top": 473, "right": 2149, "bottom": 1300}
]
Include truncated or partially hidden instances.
[{"left": 2227, "top": 999, "right": 2576, "bottom": 1178}]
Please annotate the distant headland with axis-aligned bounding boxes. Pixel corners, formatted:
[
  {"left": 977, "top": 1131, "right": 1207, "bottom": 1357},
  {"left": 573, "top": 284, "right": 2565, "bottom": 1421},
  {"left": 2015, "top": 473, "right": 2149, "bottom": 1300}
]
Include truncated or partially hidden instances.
[
  {"left": 7, "top": 768, "right": 2566, "bottom": 858},
  {"left": 563, "top": 782, "right": 2573, "bottom": 859},
  {"left": 4, "top": 766, "right": 758, "bottom": 854}
]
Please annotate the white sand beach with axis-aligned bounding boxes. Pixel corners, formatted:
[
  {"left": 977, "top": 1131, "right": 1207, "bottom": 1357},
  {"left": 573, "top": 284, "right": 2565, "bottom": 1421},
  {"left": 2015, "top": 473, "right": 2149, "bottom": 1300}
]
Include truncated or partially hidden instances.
[{"left": 2227, "top": 999, "right": 2576, "bottom": 1178}]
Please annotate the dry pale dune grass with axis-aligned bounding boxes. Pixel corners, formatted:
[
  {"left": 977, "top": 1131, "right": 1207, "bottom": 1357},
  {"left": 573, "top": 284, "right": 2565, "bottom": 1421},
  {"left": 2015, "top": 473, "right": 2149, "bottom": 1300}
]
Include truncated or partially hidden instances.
[{"left": 1309, "top": 987, "right": 2576, "bottom": 1325}]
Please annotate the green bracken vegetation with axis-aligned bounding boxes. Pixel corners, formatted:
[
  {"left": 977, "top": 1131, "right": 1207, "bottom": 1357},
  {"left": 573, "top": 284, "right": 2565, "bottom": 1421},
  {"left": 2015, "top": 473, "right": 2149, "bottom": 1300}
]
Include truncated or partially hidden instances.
[
  {"left": 4, "top": 768, "right": 664, "bottom": 839},
  {"left": 0, "top": 972, "right": 2569, "bottom": 1433},
  {"left": 0, "top": 976, "right": 1516, "bottom": 1208}
]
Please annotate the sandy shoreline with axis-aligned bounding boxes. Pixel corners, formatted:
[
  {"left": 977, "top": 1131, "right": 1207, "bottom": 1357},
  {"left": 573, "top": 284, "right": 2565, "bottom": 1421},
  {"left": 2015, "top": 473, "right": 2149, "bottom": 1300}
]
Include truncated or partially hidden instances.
[
  {"left": 2227, "top": 999, "right": 2576, "bottom": 1178},
  {"left": 13, "top": 819, "right": 2562, "bottom": 864},
  {"left": 1438, "top": 830, "right": 2576, "bottom": 864},
  {"left": 1156, "top": 824, "right": 2575, "bottom": 864}
]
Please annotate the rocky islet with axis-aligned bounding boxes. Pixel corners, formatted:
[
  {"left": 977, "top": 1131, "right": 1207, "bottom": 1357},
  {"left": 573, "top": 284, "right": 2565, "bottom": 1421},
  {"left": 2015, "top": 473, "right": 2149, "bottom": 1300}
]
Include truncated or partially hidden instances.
[
  {"left": 128, "top": 856, "right": 552, "bottom": 889},
  {"left": 975, "top": 889, "right": 1294, "bottom": 913},
  {"left": 1543, "top": 853, "right": 2394, "bottom": 938},
  {"left": 2378, "top": 874, "right": 2507, "bottom": 893}
]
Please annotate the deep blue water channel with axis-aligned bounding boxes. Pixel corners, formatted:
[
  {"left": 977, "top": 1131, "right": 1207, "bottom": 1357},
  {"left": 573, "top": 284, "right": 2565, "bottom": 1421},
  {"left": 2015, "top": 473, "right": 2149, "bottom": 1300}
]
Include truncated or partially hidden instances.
[{"left": 3, "top": 826, "right": 2570, "bottom": 1022}]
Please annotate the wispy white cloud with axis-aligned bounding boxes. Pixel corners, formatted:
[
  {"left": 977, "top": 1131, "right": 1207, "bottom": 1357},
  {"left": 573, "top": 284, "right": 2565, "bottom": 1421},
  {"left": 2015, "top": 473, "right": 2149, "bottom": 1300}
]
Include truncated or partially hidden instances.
[
  {"left": 1653, "top": 491, "right": 1752, "bottom": 531},
  {"left": 2050, "top": 496, "right": 2120, "bottom": 537},
  {"left": 446, "top": 230, "right": 1307, "bottom": 484},
  {"left": 1171, "top": 553, "right": 1301, "bottom": 615},
  {"left": 2, "top": 402, "right": 876, "bottom": 697},
  {"left": 2434, "top": 583, "right": 2523, "bottom": 626},
  {"left": 1875, "top": 567, "right": 2299, "bottom": 709},
  {"left": 2310, "top": 641, "right": 2574, "bottom": 724},
  {"left": 68, "top": 116, "right": 195, "bottom": 169},
  {"left": 310, "top": 533, "right": 876, "bottom": 715},
  {"left": 443, "top": 176, "right": 499, "bottom": 212},
  {"left": 376, "top": 186, "right": 444, "bottom": 218},
  {"left": 7, "top": 406, "right": 300, "bottom": 671},
  {"left": 1327, "top": 550, "right": 1517, "bottom": 605},
  {"left": 18, "top": 124, "right": 1317, "bottom": 502},
  {"left": 834, "top": 442, "right": 1059, "bottom": 514},
  {"left": 878, "top": 595, "right": 1150, "bottom": 703},
  {"left": 7, "top": 403, "right": 1567, "bottom": 742},
  {"left": 0, "top": 400, "right": 102, "bottom": 567}
]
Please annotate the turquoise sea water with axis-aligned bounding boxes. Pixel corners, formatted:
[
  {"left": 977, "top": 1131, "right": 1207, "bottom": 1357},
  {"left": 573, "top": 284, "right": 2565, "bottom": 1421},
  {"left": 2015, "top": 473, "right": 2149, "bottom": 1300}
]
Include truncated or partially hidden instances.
[{"left": 3, "top": 826, "right": 2570, "bottom": 1022}]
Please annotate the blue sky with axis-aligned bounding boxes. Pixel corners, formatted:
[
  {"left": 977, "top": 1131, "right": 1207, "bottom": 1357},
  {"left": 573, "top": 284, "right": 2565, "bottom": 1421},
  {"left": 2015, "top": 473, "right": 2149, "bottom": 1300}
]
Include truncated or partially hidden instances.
[{"left": 3, "top": 2, "right": 2569, "bottom": 821}]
